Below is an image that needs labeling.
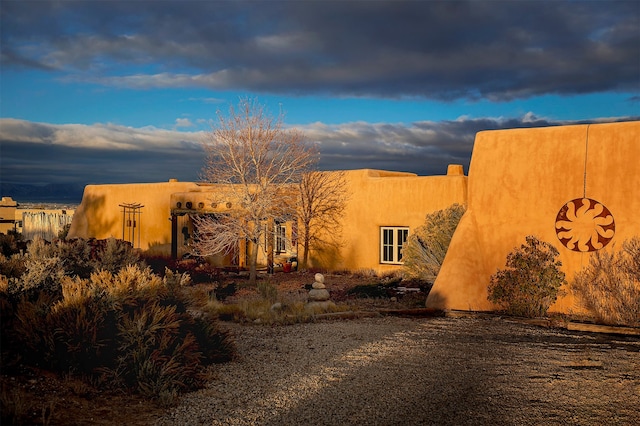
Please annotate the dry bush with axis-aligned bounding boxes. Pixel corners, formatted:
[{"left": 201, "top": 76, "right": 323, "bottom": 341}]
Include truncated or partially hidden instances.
[
  {"left": 2, "top": 264, "right": 235, "bottom": 404},
  {"left": 0, "top": 253, "right": 27, "bottom": 279},
  {"left": 93, "top": 237, "right": 142, "bottom": 274},
  {"left": 571, "top": 237, "right": 640, "bottom": 326},
  {"left": 0, "top": 232, "right": 24, "bottom": 257},
  {"left": 24, "top": 237, "right": 142, "bottom": 279},
  {"left": 402, "top": 203, "right": 465, "bottom": 284},
  {"left": 488, "top": 236, "right": 566, "bottom": 318},
  {"left": 0, "top": 385, "right": 29, "bottom": 426}
]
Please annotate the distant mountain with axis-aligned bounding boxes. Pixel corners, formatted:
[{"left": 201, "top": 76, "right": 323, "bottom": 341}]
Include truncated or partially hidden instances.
[{"left": 1, "top": 182, "right": 85, "bottom": 204}]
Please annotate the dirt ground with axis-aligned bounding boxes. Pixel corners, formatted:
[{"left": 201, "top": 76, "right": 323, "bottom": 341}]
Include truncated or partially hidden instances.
[
  {"left": 2, "top": 271, "right": 639, "bottom": 425},
  {"left": 161, "top": 316, "right": 640, "bottom": 426}
]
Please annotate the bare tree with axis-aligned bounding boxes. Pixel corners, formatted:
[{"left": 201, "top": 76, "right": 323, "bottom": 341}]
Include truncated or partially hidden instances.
[
  {"left": 192, "top": 98, "right": 317, "bottom": 284},
  {"left": 297, "top": 170, "right": 349, "bottom": 269}
]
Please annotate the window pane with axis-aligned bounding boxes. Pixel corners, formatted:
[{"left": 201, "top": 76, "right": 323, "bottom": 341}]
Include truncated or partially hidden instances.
[
  {"left": 381, "top": 228, "right": 393, "bottom": 262},
  {"left": 397, "top": 229, "right": 408, "bottom": 261},
  {"left": 275, "top": 222, "right": 286, "bottom": 252}
]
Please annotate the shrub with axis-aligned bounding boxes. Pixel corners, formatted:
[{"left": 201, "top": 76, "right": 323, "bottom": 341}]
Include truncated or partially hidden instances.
[
  {"left": 0, "top": 232, "right": 24, "bottom": 257},
  {"left": 488, "top": 236, "right": 566, "bottom": 318},
  {"left": 94, "top": 237, "right": 141, "bottom": 274},
  {"left": 1, "top": 264, "right": 236, "bottom": 403},
  {"left": 23, "top": 237, "right": 142, "bottom": 280},
  {"left": 571, "top": 237, "right": 640, "bottom": 326},
  {"left": 13, "top": 255, "right": 66, "bottom": 301},
  {"left": 0, "top": 253, "right": 27, "bottom": 279},
  {"left": 402, "top": 203, "right": 466, "bottom": 284}
]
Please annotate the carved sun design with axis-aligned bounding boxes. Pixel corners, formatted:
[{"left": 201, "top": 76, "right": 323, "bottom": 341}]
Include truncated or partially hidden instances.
[{"left": 555, "top": 198, "right": 615, "bottom": 252}]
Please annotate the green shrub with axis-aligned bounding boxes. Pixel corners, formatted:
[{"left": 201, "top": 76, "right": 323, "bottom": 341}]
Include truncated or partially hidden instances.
[
  {"left": 402, "top": 203, "right": 465, "bottom": 284},
  {"left": 571, "top": 237, "right": 640, "bottom": 326},
  {"left": 488, "top": 236, "right": 566, "bottom": 318}
]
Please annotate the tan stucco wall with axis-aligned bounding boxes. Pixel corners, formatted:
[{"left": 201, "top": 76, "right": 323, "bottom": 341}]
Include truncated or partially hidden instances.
[
  {"left": 68, "top": 180, "right": 200, "bottom": 251},
  {"left": 309, "top": 168, "right": 468, "bottom": 273},
  {"left": 427, "top": 121, "right": 640, "bottom": 314}
]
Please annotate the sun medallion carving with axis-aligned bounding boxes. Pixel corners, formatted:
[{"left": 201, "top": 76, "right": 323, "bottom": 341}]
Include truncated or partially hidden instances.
[{"left": 555, "top": 198, "right": 615, "bottom": 252}]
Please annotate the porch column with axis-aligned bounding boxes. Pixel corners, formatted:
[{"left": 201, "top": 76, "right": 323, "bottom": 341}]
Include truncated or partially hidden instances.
[{"left": 171, "top": 214, "right": 178, "bottom": 259}]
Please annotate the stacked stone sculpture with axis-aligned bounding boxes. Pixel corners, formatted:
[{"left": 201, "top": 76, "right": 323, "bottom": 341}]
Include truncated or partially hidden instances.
[{"left": 306, "top": 273, "right": 335, "bottom": 311}]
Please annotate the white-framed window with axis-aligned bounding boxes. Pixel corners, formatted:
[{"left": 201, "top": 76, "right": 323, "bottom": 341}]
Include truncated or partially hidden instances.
[
  {"left": 275, "top": 221, "right": 287, "bottom": 253},
  {"left": 380, "top": 226, "right": 409, "bottom": 264}
]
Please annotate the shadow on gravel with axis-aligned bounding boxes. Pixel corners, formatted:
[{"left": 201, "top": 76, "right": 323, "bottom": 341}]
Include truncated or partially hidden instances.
[{"left": 165, "top": 317, "right": 640, "bottom": 426}]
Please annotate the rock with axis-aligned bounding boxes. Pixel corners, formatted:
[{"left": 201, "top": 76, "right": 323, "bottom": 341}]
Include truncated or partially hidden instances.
[
  {"left": 306, "top": 272, "right": 332, "bottom": 311},
  {"left": 308, "top": 288, "right": 330, "bottom": 302},
  {"left": 270, "top": 302, "right": 283, "bottom": 312}
]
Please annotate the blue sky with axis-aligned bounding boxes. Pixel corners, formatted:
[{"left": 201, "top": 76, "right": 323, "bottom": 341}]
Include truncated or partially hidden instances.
[{"left": 1, "top": 0, "right": 639, "bottom": 186}]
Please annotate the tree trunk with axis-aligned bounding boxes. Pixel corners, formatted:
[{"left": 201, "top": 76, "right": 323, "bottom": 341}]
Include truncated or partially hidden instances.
[
  {"left": 249, "top": 239, "right": 259, "bottom": 285},
  {"left": 302, "top": 235, "right": 310, "bottom": 269}
]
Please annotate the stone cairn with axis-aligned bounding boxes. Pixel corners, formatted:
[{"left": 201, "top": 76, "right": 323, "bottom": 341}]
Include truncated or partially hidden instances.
[{"left": 306, "top": 273, "right": 335, "bottom": 311}]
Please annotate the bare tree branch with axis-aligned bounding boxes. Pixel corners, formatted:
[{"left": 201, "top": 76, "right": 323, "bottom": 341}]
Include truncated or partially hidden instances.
[
  {"left": 193, "top": 97, "right": 317, "bottom": 284},
  {"left": 297, "top": 170, "right": 349, "bottom": 268}
]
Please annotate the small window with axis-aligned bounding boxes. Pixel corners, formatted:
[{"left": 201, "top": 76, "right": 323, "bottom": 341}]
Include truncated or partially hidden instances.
[
  {"left": 275, "top": 221, "right": 287, "bottom": 253},
  {"left": 380, "top": 226, "right": 409, "bottom": 264}
]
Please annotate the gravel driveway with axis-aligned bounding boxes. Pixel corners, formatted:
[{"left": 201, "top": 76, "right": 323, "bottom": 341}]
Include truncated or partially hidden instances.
[{"left": 158, "top": 316, "right": 640, "bottom": 426}]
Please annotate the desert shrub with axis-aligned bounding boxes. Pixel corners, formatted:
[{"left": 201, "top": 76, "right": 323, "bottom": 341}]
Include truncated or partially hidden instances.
[
  {"left": 23, "top": 237, "right": 142, "bottom": 279},
  {"left": 94, "top": 237, "right": 141, "bottom": 274},
  {"left": 0, "top": 253, "right": 27, "bottom": 279},
  {"left": 9, "top": 291, "right": 60, "bottom": 367},
  {"left": 402, "top": 203, "right": 466, "bottom": 284},
  {"left": 58, "top": 223, "right": 72, "bottom": 239},
  {"left": 114, "top": 301, "right": 203, "bottom": 399},
  {"left": 488, "top": 236, "right": 566, "bottom": 318},
  {"left": 12, "top": 255, "right": 66, "bottom": 301},
  {"left": 0, "top": 232, "right": 24, "bottom": 257},
  {"left": 571, "top": 237, "right": 640, "bottom": 326},
  {"left": 2, "top": 264, "right": 236, "bottom": 402},
  {"left": 52, "top": 238, "right": 95, "bottom": 278}
]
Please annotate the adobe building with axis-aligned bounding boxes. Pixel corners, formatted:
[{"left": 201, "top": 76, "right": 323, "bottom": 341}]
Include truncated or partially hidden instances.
[
  {"left": 0, "top": 197, "right": 18, "bottom": 234},
  {"left": 314, "top": 167, "right": 467, "bottom": 273},
  {"left": 427, "top": 120, "right": 640, "bottom": 314},
  {"left": 68, "top": 179, "right": 200, "bottom": 252},
  {"left": 67, "top": 166, "right": 468, "bottom": 273},
  {"left": 67, "top": 120, "right": 637, "bottom": 315}
]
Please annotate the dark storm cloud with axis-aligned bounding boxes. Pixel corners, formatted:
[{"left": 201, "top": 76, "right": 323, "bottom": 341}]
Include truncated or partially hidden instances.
[
  {"left": 3, "top": 115, "right": 637, "bottom": 186},
  {"left": 0, "top": 119, "right": 205, "bottom": 185},
  {"left": 2, "top": 1, "right": 638, "bottom": 100}
]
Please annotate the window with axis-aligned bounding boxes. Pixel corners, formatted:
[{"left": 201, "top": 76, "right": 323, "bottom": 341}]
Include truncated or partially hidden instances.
[
  {"left": 275, "top": 221, "right": 287, "bottom": 253},
  {"left": 380, "top": 226, "right": 409, "bottom": 264}
]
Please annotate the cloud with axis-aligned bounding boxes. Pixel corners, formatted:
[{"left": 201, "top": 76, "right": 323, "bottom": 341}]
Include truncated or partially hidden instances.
[
  {"left": 2, "top": 1, "right": 638, "bottom": 101},
  {"left": 175, "top": 118, "right": 194, "bottom": 128},
  {"left": 3, "top": 115, "right": 637, "bottom": 186},
  {"left": 0, "top": 119, "right": 205, "bottom": 185}
]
